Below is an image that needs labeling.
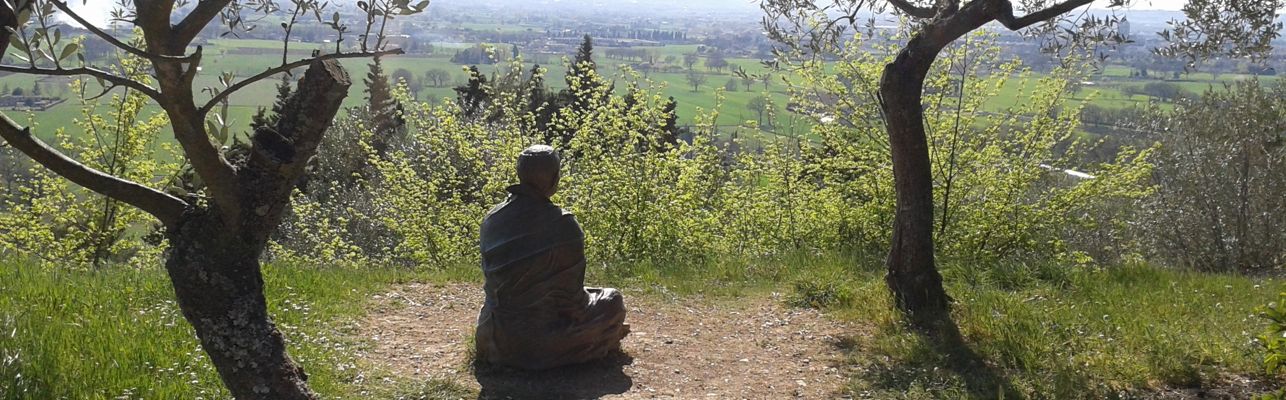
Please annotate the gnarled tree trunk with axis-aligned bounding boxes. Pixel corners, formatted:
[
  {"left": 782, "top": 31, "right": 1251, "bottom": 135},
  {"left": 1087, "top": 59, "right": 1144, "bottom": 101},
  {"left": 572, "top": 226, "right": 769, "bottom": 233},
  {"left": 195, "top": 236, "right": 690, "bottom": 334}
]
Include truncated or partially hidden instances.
[
  {"left": 876, "top": 2, "right": 998, "bottom": 325},
  {"left": 160, "top": 59, "right": 352, "bottom": 400},
  {"left": 166, "top": 211, "right": 315, "bottom": 400},
  {"left": 880, "top": 35, "right": 952, "bottom": 322},
  {"left": 0, "top": 1, "right": 404, "bottom": 398}
]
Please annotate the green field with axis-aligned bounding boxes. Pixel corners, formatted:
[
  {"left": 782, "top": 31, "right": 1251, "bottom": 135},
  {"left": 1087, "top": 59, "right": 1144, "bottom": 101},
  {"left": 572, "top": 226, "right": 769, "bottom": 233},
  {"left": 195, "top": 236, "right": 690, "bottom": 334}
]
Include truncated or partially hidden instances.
[
  {"left": 1, "top": 39, "right": 795, "bottom": 141},
  {"left": 0, "top": 38, "right": 1278, "bottom": 147},
  {"left": 985, "top": 65, "right": 1280, "bottom": 113}
]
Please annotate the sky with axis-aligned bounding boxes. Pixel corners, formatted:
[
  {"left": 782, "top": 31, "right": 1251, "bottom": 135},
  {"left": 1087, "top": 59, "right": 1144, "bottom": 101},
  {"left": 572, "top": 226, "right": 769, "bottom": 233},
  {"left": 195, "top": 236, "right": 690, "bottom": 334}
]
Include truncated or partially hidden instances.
[
  {"left": 1107, "top": 0, "right": 1185, "bottom": 10},
  {"left": 58, "top": 0, "right": 1187, "bottom": 28},
  {"left": 61, "top": 2, "right": 114, "bottom": 27}
]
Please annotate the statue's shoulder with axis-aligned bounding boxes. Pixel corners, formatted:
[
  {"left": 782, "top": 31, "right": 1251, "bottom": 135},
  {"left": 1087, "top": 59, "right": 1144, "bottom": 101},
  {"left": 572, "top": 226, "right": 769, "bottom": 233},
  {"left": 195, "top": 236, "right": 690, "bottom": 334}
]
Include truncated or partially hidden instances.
[
  {"left": 484, "top": 202, "right": 507, "bottom": 219},
  {"left": 554, "top": 204, "right": 581, "bottom": 222},
  {"left": 480, "top": 196, "right": 515, "bottom": 226},
  {"left": 552, "top": 206, "right": 583, "bottom": 235}
]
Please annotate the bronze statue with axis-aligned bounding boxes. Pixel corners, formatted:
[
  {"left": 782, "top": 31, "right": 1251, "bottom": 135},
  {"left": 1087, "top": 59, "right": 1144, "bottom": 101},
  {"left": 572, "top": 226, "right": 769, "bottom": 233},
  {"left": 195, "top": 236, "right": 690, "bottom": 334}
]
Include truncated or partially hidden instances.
[{"left": 475, "top": 145, "right": 629, "bottom": 370}]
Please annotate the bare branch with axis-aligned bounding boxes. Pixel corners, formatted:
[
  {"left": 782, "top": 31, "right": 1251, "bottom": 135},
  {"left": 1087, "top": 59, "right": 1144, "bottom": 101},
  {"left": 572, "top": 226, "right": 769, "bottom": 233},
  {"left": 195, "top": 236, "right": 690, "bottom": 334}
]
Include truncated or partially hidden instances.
[
  {"left": 48, "top": 0, "right": 196, "bottom": 63},
  {"left": 174, "top": 0, "right": 235, "bottom": 47},
  {"left": 888, "top": 0, "right": 937, "bottom": 18},
  {"left": 198, "top": 48, "right": 404, "bottom": 115},
  {"left": 130, "top": 2, "right": 242, "bottom": 224},
  {"left": 0, "top": 65, "right": 162, "bottom": 99},
  {"left": 994, "top": 0, "right": 1095, "bottom": 31},
  {"left": 0, "top": 114, "right": 187, "bottom": 227},
  {"left": 182, "top": 46, "right": 204, "bottom": 86}
]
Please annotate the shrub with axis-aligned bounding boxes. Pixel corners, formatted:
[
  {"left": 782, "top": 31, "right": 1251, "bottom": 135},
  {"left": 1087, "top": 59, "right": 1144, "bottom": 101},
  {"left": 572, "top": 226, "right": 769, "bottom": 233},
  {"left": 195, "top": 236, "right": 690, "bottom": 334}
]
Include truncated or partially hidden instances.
[
  {"left": 787, "top": 278, "right": 854, "bottom": 309},
  {"left": 789, "top": 31, "right": 1154, "bottom": 266},
  {"left": 3, "top": 36, "right": 1158, "bottom": 277},
  {"left": 275, "top": 59, "right": 854, "bottom": 268},
  {"left": 1136, "top": 80, "right": 1286, "bottom": 273},
  {"left": 0, "top": 55, "right": 176, "bottom": 269},
  {"left": 1257, "top": 289, "right": 1286, "bottom": 399}
]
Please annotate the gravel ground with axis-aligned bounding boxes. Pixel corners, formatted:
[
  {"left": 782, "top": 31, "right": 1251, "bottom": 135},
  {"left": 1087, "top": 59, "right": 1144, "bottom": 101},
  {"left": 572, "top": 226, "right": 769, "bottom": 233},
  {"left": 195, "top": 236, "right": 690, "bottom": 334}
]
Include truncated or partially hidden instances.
[{"left": 358, "top": 283, "right": 859, "bottom": 399}]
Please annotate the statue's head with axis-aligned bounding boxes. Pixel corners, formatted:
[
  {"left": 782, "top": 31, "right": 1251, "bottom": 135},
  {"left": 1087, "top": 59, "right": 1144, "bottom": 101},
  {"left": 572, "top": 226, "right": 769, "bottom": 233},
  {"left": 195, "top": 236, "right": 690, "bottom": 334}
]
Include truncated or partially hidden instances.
[{"left": 516, "top": 145, "right": 561, "bottom": 198}]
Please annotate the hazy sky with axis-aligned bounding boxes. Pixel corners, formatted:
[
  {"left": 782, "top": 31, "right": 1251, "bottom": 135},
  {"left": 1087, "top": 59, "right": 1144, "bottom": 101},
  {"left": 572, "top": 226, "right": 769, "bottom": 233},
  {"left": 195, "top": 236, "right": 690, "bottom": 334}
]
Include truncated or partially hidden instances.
[
  {"left": 62, "top": 2, "right": 113, "bottom": 26},
  {"left": 59, "top": 0, "right": 1187, "bottom": 28},
  {"left": 1110, "top": 0, "right": 1185, "bottom": 10}
]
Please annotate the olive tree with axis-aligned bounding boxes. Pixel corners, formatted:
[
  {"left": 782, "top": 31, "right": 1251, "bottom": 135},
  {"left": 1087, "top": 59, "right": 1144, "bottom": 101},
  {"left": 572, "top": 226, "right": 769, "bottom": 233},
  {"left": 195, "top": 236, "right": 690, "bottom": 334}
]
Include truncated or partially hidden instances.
[
  {"left": 1140, "top": 80, "right": 1286, "bottom": 273},
  {"left": 0, "top": 0, "right": 426, "bottom": 398},
  {"left": 761, "top": 0, "right": 1283, "bottom": 326}
]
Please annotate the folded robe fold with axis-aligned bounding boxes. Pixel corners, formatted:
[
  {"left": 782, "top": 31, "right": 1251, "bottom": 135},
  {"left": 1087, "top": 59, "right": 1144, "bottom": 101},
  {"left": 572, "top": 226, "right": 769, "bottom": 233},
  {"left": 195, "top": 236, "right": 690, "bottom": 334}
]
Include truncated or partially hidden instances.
[{"left": 476, "top": 184, "right": 629, "bottom": 370}]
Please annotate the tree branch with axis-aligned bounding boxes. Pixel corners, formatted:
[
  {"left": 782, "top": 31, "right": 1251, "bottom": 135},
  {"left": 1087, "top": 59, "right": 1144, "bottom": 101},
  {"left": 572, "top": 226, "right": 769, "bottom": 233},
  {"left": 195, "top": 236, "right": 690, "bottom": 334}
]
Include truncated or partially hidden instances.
[
  {"left": 174, "top": 0, "right": 235, "bottom": 47},
  {"left": 243, "top": 59, "right": 351, "bottom": 243},
  {"left": 888, "top": 0, "right": 937, "bottom": 18},
  {"left": 49, "top": 0, "right": 196, "bottom": 63},
  {"left": 0, "top": 114, "right": 187, "bottom": 227},
  {"left": 994, "top": 0, "right": 1094, "bottom": 30},
  {"left": 199, "top": 48, "right": 404, "bottom": 115},
  {"left": 131, "top": 1, "right": 243, "bottom": 225},
  {"left": 0, "top": 65, "right": 162, "bottom": 99},
  {"left": 134, "top": 0, "right": 177, "bottom": 54}
]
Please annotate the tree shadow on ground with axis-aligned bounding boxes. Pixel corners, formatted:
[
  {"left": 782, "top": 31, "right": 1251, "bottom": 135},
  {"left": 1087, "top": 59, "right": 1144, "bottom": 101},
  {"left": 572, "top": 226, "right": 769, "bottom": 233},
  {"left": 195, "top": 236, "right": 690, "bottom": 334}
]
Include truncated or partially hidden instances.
[
  {"left": 924, "top": 318, "right": 1023, "bottom": 399},
  {"left": 472, "top": 351, "right": 634, "bottom": 400},
  {"left": 837, "top": 316, "right": 1026, "bottom": 399}
]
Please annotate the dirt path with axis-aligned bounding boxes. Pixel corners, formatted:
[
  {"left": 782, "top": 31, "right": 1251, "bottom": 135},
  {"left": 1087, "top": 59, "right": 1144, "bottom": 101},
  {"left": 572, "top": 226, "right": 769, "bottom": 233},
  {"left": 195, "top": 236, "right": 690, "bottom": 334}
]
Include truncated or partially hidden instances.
[{"left": 358, "top": 283, "right": 860, "bottom": 399}]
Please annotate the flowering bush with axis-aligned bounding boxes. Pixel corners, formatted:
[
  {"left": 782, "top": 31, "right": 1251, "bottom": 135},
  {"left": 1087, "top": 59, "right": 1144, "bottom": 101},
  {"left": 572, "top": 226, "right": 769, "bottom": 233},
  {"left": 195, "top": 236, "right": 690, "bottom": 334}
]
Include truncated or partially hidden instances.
[{"left": 273, "top": 39, "right": 1154, "bottom": 271}]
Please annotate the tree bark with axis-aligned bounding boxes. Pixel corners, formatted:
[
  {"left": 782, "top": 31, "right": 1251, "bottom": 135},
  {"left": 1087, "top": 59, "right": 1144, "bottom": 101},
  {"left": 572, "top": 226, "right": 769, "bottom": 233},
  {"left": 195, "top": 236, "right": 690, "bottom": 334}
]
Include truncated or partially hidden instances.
[
  {"left": 880, "top": 36, "right": 952, "bottom": 322},
  {"left": 2, "top": 2, "right": 359, "bottom": 397},
  {"left": 162, "top": 59, "right": 350, "bottom": 400},
  {"left": 165, "top": 211, "right": 316, "bottom": 400},
  {"left": 874, "top": 0, "right": 1005, "bottom": 326}
]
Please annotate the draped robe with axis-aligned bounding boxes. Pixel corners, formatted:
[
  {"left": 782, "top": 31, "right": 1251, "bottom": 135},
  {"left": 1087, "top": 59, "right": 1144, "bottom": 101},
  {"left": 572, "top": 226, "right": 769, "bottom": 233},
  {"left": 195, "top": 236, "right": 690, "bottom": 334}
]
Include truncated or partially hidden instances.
[{"left": 475, "top": 184, "right": 629, "bottom": 370}]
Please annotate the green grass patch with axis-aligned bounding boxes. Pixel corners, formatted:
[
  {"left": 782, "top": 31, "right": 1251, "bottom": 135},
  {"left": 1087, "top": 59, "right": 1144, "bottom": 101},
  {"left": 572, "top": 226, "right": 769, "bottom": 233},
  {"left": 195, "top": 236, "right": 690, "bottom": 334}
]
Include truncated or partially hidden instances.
[
  {"left": 838, "top": 260, "right": 1281, "bottom": 399},
  {"left": 1, "top": 253, "right": 1278, "bottom": 398},
  {"left": 0, "top": 257, "right": 477, "bottom": 399}
]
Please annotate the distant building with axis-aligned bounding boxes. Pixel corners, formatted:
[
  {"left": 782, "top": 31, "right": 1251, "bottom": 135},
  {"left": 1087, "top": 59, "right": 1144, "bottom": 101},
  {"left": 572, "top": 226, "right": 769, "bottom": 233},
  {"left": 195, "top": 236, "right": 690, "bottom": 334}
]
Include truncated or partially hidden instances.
[
  {"left": 1250, "top": 65, "right": 1278, "bottom": 76},
  {"left": 384, "top": 34, "right": 413, "bottom": 50},
  {"left": 0, "top": 96, "right": 65, "bottom": 110},
  {"left": 1039, "top": 164, "right": 1095, "bottom": 181}
]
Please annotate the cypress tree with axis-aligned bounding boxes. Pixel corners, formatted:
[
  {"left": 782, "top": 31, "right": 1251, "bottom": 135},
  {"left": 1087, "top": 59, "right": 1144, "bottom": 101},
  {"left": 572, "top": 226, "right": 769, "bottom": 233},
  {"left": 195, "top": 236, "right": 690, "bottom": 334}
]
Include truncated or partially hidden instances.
[
  {"left": 250, "top": 75, "right": 293, "bottom": 134},
  {"left": 364, "top": 56, "right": 403, "bottom": 157},
  {"left": 565, "top": 34, "right": 600, "bottom": 113},
  {"left": 658, "top": 96, "right": 681, "bottom": 150},
  {"left": 454, "top": 66, "right": 491, "bottom": 119}
]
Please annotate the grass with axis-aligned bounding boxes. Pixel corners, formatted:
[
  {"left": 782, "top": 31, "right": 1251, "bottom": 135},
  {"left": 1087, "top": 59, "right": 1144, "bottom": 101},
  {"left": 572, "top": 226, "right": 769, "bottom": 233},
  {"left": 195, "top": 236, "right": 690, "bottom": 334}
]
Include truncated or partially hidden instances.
[
  {"left": 4, "top": 49, "right": 801, "bottom": 142},
  {"left": 1, "top": 252, "right": 1280, "bottom": 399},
  {"left": 836, "top": 260, "right": 1283, "bottom": 399},
  {"left": 0, "top": 256, "right": 476, "bottom": 399},
  {"left": 593, "top": 251, "right": 1282, "bottom": 398}
]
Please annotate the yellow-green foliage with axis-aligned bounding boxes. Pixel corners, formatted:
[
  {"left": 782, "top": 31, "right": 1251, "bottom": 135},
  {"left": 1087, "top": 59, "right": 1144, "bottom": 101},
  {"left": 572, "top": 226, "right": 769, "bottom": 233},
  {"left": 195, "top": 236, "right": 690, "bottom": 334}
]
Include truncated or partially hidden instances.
[
  {"left": 1258, "top": 289, "right": 1286, "bottom": 399},
  {"left": 277, "top": 59, "right": 858, "bottom": 268},
  {"left": 275, "top": 36, "right": 1154, "bottom": 270},
  {"left": 0, "top": 53, "right": 175, "bottom": 269},
  {"left": 0, "top": 33, "right": 1154, "bottom": 275},
  {"left": 791, "top": 31, "right": 1154, "bottom": 264}
]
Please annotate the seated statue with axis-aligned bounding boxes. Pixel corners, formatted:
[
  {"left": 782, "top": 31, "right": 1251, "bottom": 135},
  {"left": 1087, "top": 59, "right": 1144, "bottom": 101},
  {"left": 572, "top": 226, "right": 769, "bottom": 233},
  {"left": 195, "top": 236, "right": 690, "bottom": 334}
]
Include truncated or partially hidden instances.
[{"left": 475, "top": 145, "right": 629, "bottom": 370}]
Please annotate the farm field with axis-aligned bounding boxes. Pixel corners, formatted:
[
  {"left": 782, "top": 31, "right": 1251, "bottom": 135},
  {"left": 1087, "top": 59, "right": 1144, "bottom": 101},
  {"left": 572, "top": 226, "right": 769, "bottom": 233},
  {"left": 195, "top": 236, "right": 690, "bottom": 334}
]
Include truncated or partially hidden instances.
[{"left": 0, "top": 38, "right": 1278, "bottom": 146}]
